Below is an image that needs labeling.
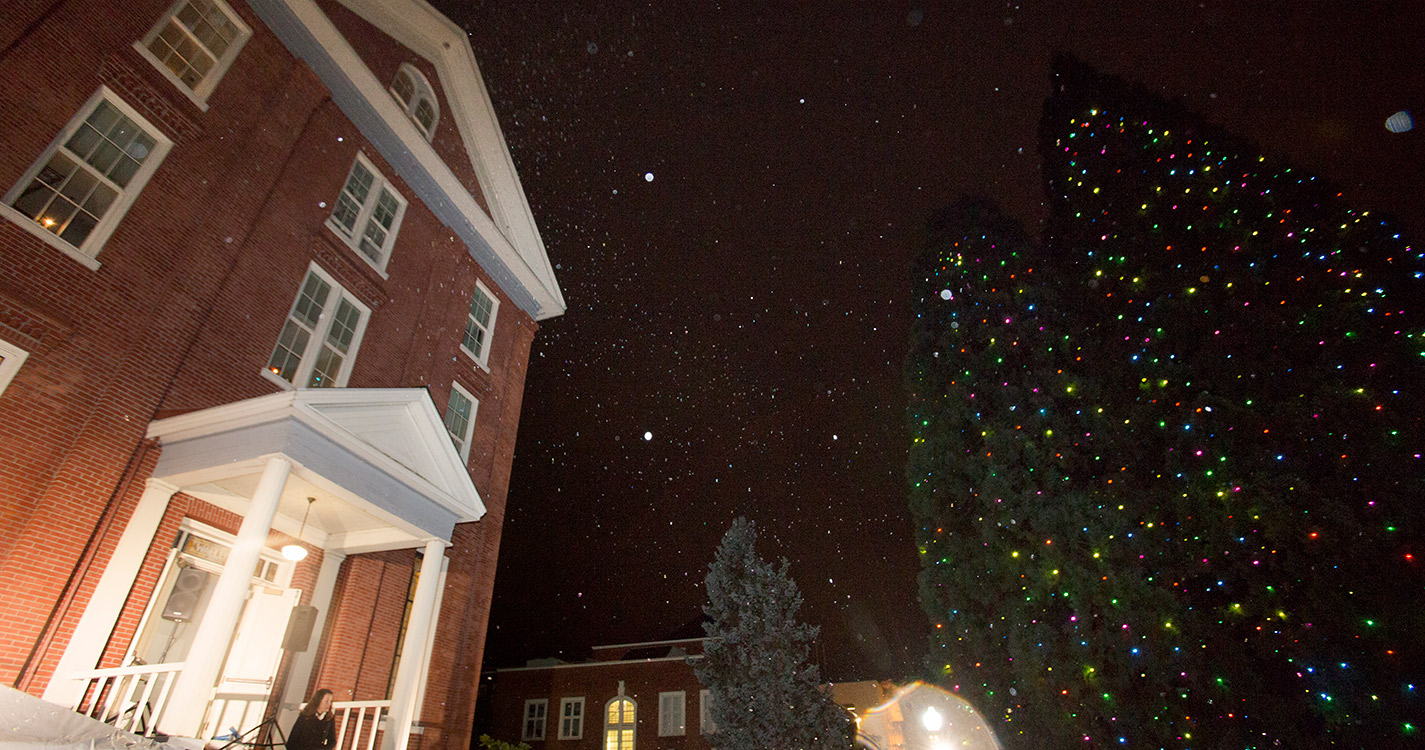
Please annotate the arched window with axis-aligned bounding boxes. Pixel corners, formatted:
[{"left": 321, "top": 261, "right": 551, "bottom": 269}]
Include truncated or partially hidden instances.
[
  {"left": 604, "top": 695, "right": 636, "bottom": 750},
  {"left": 390, "top": 63, "right": 439, "bottom": 140}
]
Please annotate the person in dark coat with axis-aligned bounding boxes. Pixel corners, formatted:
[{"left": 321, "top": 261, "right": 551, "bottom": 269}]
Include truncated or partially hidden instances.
[{"left": 287, "top": 689, "right": 336, "bottom": 750}]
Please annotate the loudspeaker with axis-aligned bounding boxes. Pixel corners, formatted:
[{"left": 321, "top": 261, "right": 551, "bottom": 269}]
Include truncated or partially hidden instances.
[
  {"left": 161, "top": 566, "right": 210, "bottom": 622},
  {"left": 283, "top": 604, "right": 319, "bottom": 652}
]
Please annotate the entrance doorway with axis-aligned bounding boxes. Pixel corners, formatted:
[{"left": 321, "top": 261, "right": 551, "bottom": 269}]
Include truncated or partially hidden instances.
[{"left": 128, "top": 522, "right": 298, "bottom": 737}]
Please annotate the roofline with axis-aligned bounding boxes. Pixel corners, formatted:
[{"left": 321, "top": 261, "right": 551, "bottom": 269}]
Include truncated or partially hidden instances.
[
  {"left": 592, "top": 636, "right": 709, "bottom": 651},
  {"left": 497, "top": 654, "right": 704, "bottom": 674}
]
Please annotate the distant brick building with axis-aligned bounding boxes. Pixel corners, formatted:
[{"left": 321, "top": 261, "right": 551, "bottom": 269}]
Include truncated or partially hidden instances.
[
  {"left": 488, "top": 634, "right": 895, "bottom": 750},
  {"left": 490, "top": 638, "right": 714, "bottom": 750},
  {"left": 0, "top": 1, "right": 563, "bottom": 748}
]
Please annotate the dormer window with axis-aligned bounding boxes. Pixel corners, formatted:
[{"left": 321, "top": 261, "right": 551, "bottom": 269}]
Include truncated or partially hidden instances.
[{"left": 390, "top": 63, "right": 438, "bottom": 140}]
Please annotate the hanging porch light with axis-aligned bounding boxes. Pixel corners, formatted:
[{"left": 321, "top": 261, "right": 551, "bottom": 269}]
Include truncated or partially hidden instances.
[{"left": 282, "top": 497, "right": 315, "bottom": 561}]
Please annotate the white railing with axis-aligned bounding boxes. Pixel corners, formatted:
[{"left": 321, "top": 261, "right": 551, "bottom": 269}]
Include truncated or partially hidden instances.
[
  {"left": 70, "top": 661, "right": 185, "bottom": 737},
  {"left": 333, "top": 700, "right": 391, "bottom": 750}
]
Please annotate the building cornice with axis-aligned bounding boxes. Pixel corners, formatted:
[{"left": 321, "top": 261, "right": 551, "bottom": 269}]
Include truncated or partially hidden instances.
[{"left": 497, "top": 654, "right": 705, "bottom": 674}]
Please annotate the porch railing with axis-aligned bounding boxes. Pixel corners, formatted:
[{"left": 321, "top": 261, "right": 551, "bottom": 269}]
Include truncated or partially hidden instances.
[
  {"left": 333, "top": 700, "right": 391, "bottom": 750},
  {"left": 69, "top": 661, "right": 185, "bottom": 737}
]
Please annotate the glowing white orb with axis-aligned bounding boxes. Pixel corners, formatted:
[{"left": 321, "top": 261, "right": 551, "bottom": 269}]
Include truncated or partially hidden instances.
[
  {"left": 921, "top": 706, "right": 944, "bottom": 732},
  {"left": 644, "top": 172, "right": 654, "bottom": 182},
  {"left": 940, "top": 289, "right": 953, "bottom": 300},
  {"left": 643, "top": 431, "right": 652, "bottom": 441}
]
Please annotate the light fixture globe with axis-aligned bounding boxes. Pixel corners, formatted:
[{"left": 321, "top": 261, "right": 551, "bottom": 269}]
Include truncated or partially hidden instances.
[{"left": 283, "top": 497, "right": 316, "bottom": 563}]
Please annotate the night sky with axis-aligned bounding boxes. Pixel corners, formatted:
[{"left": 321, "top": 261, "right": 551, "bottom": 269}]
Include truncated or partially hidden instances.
[{"left": 433, "top": 1, "right": 1424, "bottom": 682}]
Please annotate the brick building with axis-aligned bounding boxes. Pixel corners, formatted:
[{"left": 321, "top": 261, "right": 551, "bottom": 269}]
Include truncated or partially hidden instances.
[
  {"left": 0, "top": 0, "right": 563, "bottom": 748},
  {"left": 488, "top": 635, "right": 895, "bottom": 750},
  {"left": 490, "top": 637, "right": 714, "bottom": 750}
]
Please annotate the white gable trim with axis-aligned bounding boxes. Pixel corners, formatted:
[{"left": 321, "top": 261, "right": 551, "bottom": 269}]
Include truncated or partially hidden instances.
[{"left": 247, "top": 0, "right": 566, "bottom": 321}]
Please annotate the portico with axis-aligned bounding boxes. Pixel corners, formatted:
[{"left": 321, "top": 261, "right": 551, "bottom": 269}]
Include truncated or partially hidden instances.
[{"left": 43, "top": 388, "right": 484, "bottom": 750}]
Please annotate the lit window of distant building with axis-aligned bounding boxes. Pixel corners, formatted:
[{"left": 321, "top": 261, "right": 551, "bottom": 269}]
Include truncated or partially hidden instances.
[{"left": 605, "top": 697, "right": 635, "bottom": 750}]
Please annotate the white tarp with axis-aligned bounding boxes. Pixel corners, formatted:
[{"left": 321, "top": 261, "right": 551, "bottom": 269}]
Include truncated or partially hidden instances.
[{"left": 0, "top": 685, "right": 182, "bottom": 750}]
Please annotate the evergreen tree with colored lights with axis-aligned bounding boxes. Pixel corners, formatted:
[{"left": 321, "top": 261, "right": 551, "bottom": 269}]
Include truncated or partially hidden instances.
[
  {"left": 908, "top": 57, "right": 1423, "bottom": 749},
  {"left": 697, "top": 518, "right": 853, "bottom": 750}
]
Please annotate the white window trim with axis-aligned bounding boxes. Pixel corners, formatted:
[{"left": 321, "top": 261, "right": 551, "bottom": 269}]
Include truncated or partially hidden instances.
[
  {"left": 0, "top": 338, "right": 31, "bottom": 397},
  {"left": 459, "top": 279, "right": 498, "bottom": 372},
  {"left": 1, "top": 86, "right": 172, "bottom": 271},
  {"left": 699, "top": 689, "right": 714, "bottom": 735},
  {"left": 445, "top": 381, "right": 478, "bottom": 463},
  {"left": 133, "top": 0, "right": 252, "bottom": 110},
  {"left": 558, "top": 697, "right": 584, "bottom": 740},
  {"left": 324, "top": 152, "right": 406, "bottom": 276},
  {"left": 658, "top": 691, "right": 686, "bottom": 737},
  {"left": 522, "top": 699, "right": 548, "bottom": 742},
  {"left": 389, "top": 62, "right": 440, "bottom": 141},
  {"left": 261, "top": 262, "right": 371, "bottom": 391}
]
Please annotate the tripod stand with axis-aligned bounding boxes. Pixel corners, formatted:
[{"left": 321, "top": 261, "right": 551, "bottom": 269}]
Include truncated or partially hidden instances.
[{"left": 218, "top": 716, "right": 288, "bottom": 750}]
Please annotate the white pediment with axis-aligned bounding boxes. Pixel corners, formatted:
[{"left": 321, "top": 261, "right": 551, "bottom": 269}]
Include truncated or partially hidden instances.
[
  {"left": 296, "top": 389, "right": 477, "bottom": 507},
  {"left": 148, "top": 388, "right": 484, "bottom": 525},
  {"left": 245, "top": 0, "right": 566, "bottom": 321}
]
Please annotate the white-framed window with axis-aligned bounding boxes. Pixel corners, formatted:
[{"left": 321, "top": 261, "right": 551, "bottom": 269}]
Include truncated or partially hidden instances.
[
  {"left": 326, "top": 153, "right": 406, "bottom": 272},
  {"left": 699, "top": 689, "right": 715, "bottom": 735},
  {"left": 389, "top": 63, "right": 439, "bottom": 140},
  {"left": 443, "top": 382, "right": 478, "bottom": 462},
  {"left": 2, "top": 87, "right": 172, "bottom": 269},
  {"left": 522, "top": 699, "right": 548, "bottom": 742},
  {"left": 460, "top": 281, "right": 498, "bottom": 368},
  {"left": 0, "top": 338, "right": 31, "bottom": 397},
  {"left": 135, "top": 0, "right": 251, "bottom": 106},
  {"left": 604, "top": 697, "right": 635, "bottom": 750},
  {"left": 264, "top": 264, "right": 370, "bottom": 389},
  {"left": 559, "top": 697, "right": 585, "bottom": 740},
  {"left": 658, "top": 691, "right": 685, "bottom": 737}
]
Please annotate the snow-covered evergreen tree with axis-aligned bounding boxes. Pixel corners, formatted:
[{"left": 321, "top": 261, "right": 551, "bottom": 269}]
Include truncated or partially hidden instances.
[{"left": 697, "top": 518, "right": 852, "bottom": 750}]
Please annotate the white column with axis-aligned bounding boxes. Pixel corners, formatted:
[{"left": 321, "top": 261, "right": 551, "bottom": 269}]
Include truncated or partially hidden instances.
[
  {"left": 43, "top": 479, "right": 179, "bottom": 708},
  {"left": 381, "top": 539, "right": 445, "bottom": 750},
  {"left": 409, "top": 557, "right": 448, "bottom": 725},
  {"left": 277, "top": 550, "right": 345, "bottom": 729},
  {"left": 164, "top": 456, "right": 290, "bottom": 737}
]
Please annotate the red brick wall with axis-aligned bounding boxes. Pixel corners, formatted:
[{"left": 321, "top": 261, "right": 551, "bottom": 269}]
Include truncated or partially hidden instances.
[
  {"left": 315, "top": 550, "right": 418, "bottom": 702},
  {"left": 0, "top": 1, "right": 544, "bottom": 746},
  {"left": 0, "top": 0, "right": 329, "bottom": 686},
  {"left": 491, "top": 661, "right": 713, "bottom": 750}
]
